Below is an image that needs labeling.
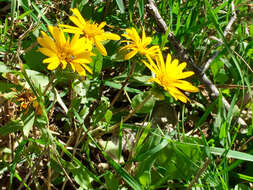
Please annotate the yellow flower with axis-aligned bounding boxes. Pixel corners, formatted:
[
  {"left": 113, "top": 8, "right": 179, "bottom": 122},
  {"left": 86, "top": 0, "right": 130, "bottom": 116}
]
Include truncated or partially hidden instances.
[
  {"left": 37, "top": 26, "right": 95, "bottom": 76},
  {"left": 120, "top": 27, "right": 160, "bottom": 60},
  {"left": 143, "top": 53, "right": 199, "bottom": 103},
  {"left": 59, "top": 8, "right": 120, "bottom": 56}
]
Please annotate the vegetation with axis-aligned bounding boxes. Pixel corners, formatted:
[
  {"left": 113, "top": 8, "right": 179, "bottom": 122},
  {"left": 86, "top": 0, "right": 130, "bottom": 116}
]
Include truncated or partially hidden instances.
[{"left": 0, "top": 0, "right": 253, "bottom": 189}]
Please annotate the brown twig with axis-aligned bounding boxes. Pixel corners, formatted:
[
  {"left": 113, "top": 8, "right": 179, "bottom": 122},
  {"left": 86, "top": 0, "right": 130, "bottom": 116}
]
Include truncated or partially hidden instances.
[
  {"left": 47, "top": 146, "right": 52, "bottom": 190},
  {"left": 43, "top": 74, "right": 56, "bottom": 96},
  {"left": 17, "top": 152, "right": 45, "bottom": 190},
  {"left": 202, "top": 1, "right": 237, "bottom": 73},
  {"left": 110, "top": 62, "right": 136, "bottom": 108},
  {"left": 146, "top": 0, "right": 246, "bottom": 126},
  {"left": 187, "top": 157, "right": 210, "bottom": 190},
  {"left": 51, "top": 147, "right": 78, "bottom": 190},
  {"left": 83, "top": 72, "right": 104, "bottom": 128}
]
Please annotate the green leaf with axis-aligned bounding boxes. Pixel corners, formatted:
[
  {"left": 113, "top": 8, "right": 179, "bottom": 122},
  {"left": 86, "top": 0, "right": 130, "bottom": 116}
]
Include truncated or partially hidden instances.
[
  {"left": 131, "top": 91, "right": 155, "bottom": 113},
  {"left": 23, "top": 49, "right": 47, "bottom": 72},
  {"left": 135, "top": 122, "right": 152, "bottom": 154},
  {"left": 104, "top": 80, "right": 142, "bottom": 94},
  {"left": 137, "top": 0, "right": 144, "bottom": 25},
  {"left": 135, "top": 139, "right": 169, "bottom": 161},
  {"left": 103, "top": 152, "right": 142, "bottom": 190},
  {"left": 23, "top": 112, "right": 35, "bottom": 137},
  {"left": 115, "top": 0, "right": 125, "bottom": 14},
  {"left": 55, "top": 140, "right": 102, "bottom": 184},
  {"left": 210, "top": 59, "right": 224, "bottom": 77},
  {"left": 0, "top": 120, "right": 23, "bottom": 136},
  {"left": 31, "top": 2, "right": 51, "bottom": 25},
  {"left": 104, "top": 172, "right": 119, "bottom": 190},
  {"left": 20, "top": 0, "right": 47, "bottom": 31},
  {"left": 10, "top": 139, "right": 27, "bottom": 184},
  {"left": 209, "top": 147, "right": 253, "bottom": 162},
  {"left": 0, "top": 62, "right": 12, "bottom": 73},
  {"left": 91, "top": 51, "right": 103, "bottom": 78},
  {"left": 0, "top": 81, "right": 18, "bottom": 93},
  {"left": 204, "top": 0, "right": 244, "bottom": 85},
  {"left": 104, "top": 110, "right": 112, "bottom": 123},
  {"left": 71, "top": 166, "right": 93, "bottom": 189}
]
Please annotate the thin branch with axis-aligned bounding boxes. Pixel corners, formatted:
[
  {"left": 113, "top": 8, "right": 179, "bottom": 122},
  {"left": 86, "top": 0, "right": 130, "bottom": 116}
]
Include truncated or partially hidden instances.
[
  {"left": 202, "top": 1, "right": 237, "bottom": 73},
  {"left": 83, "top": 72, "right": 104, "bottom": 128},
  {"left": 187, "top": 157, "right": 210, "bottom": 190},
  {"left": 110, "top": 62, "right": 136, "bottom": 108},
  {"left": 17, "top": 152, "right": 45, "bottom": 190},
  {"left": 51, "top": 147, "right": 78, "bottom": 190},
  {"left": 43, "top": 74, "right": 56, "bottom": 96},
  {"left": 146, "top": 0, "right": 246, "bottom": 126}
]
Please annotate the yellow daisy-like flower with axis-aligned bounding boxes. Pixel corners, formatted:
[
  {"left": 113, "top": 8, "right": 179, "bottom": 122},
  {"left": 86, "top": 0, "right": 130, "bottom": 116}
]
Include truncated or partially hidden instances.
[
  {"left": 59, "top": 8, "right": 120, "bottom": 56},
  {"left": 37, "top": 26, "right": 95, "bottom": 76},
  {"left": 120, "top": 27, "right": 160, "bottom": 60},
  {"left": 143, "top": 52, "right": 199, "bottom": 103}
]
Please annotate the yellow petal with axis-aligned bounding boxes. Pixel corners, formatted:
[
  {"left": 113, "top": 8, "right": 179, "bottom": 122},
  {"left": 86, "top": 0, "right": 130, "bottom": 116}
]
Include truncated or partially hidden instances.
[
  {"left": 49, "top": 26, "right": 66, "bottom": 47},
  {"left": 69, "top": 15, "right": 84, "bottom": 29},
  {"left": 104, "top": 33, "right": 120, "bottom": 40},
  {"left": 70, "top": 33, "right": 80, "bottom": 48},
  {"left": 94, "top": 38, "right": 107, "bottom": 56},
  {"left": 73, "top": 58, "right": 91, "bottom": 64},
  {"left": 146, "top": 55, "right": 159, "bottom": 73},
  {"left": 61, "top": 60, "right": 68, "bottom": 69},
  {"left": 70, "top": 62, "right": 76, "bottom": 72},
  {"left": 177, "top": 62, "right": 187, "bottom": 72},
  {"left": 167, "top": 87, "right": 189, "bottom": 103},
  {"left": 81, "top": 64, "right": 93, "bottom": 74},
  {"left": 71, "top": 8, "right": 87, "bottom": 26},
  {"left": 75, "top": 63, "right": 86, "bottom": 76},
  {"left": 171, "top": 58, "right": 179, "bottom": 67},
  {"left": 122, "top": 33, "right": 131, "bottom": 39},
  {"left": 98, "top": 21, "right": 106, "bottom": 29},
  {"left": 131, "top": 28, "right": 140, "bottom": 43},
  {"left": 142, "top": 60, "right": 158, "bottom": 75},
  {"left": 43, "top": 57, "right": 59, "bottom": 64},
  {"left": 47, "top": 60, "right": 61, "bottom": 70},
  {"left": 178, "top": 71, "right": 195, "bottom": 79},
  {"left": 63, "top": 28, "right": 83, "bottom": 35},
  {"left": 120, "top": 44, "right": 135, "bottom": 51},
  {"left": 125, "top": 50, "right": 138, "bottom": 60},
  {"left": 39, "top": 31, "right": 56, "bottom": 50},
  {"left": 38, "top": 48, "right": 56, "bottom": 57},
  {"left": 142, "top": 36, "right": 152, "bottom": 47},
  {"left": 142, "top": 27, "right": 146, "bottom": 40},
  {"left": 174, "top": 80, "right": 199, "bottom": 92}
]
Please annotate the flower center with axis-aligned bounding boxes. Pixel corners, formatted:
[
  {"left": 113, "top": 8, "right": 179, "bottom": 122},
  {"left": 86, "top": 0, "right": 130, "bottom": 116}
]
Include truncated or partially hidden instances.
[
  {"left": 58, "top": 48, "right": 74, "bottom": 63},
  {"left": 137, "top": 40, "right": 148, "bottom": 55},
  {"left": 158, "top": 74, "right": 172, "bottom": 87},
  {"left": 83, "top": 23, "right": 103, "bottom": 39}
]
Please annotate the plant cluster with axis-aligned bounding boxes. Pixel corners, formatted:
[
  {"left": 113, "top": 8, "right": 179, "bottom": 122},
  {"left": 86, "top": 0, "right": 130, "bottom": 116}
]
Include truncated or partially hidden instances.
[{"left": 0, "top": 0, "right": 253, "bottom": 189}]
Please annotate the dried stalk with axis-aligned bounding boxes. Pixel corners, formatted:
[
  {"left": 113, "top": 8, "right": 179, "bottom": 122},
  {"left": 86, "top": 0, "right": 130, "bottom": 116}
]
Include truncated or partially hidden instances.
[
  {"left": 187, "top": 157, "right": 210, "bottom": 190},
  {"left": 110, "top": 61, "right": 136, "bottom": 108},
  {"left": 146, "top": 0, "right": 246, "bottom": 126},
  {"left": 202, "top": 2, "right": 237, "bottom": 73}
]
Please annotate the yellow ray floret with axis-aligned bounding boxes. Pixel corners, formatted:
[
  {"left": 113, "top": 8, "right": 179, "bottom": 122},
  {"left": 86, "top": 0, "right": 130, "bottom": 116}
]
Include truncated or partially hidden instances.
[
  {"left": 37, "top": 26, "right": 95, "bottom": 76},
  {"left": 59, "top": 8, "right": 120, "bottom": 56},
  {"left": 143, "top": 52, "right": 199, "bottom": 103},
  {"left": 120, "top": 27, "right": 160, "bottom": 60}
]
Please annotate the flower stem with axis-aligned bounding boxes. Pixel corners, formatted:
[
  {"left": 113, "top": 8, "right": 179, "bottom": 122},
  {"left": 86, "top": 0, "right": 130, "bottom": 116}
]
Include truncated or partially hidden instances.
[
  {"left": 110, "top": 61, "right": 136, "bottom": 108},
  {"left": 43, "top": 74, "right": 56, "bottom": 96}
]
